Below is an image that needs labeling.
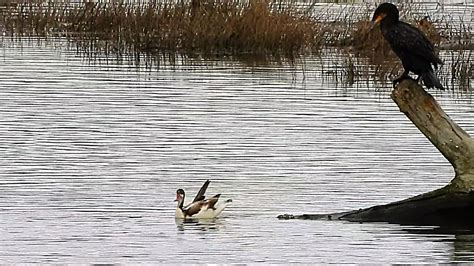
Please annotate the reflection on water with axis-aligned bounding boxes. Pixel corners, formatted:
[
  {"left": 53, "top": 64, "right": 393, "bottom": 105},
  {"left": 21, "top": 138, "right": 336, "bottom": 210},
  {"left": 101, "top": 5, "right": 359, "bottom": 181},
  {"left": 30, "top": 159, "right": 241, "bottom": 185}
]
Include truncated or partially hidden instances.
[
  {"left": 175, "top": 218, "right": 225, "bottom": 232},
  {"left": 0, "top": 35, "right": 474, "bottom": 263}
]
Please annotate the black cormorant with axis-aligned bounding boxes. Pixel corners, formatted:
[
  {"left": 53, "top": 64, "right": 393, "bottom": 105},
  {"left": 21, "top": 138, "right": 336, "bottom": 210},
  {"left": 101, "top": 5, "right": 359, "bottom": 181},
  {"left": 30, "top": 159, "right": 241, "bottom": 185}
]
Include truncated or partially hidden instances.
[{"left": 372, "top": 3, "right": 444, "bottom": 89}]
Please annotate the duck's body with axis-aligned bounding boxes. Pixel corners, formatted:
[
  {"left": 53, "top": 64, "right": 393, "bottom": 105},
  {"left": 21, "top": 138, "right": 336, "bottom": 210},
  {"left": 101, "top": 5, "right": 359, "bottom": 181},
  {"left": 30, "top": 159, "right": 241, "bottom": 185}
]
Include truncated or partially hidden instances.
[
  {"left": 372, "top": 3, "right": 444, "bottom": 89},
  {"left": 175, "top": 195, "right": 232, "bottom": 219},
  {"left": 175, "top": 180, "right": 232, "bottom": 219}
]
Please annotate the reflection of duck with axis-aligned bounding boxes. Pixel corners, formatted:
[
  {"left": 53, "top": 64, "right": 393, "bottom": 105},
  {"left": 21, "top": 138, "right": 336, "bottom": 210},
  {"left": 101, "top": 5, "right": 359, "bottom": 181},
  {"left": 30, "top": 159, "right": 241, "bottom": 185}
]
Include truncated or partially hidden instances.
[
  {"left": 175, "top": 217, "right": 224, "bottom": 232},
  {"left": 175, "top": 180, "right": 232, "bottom": 219}
]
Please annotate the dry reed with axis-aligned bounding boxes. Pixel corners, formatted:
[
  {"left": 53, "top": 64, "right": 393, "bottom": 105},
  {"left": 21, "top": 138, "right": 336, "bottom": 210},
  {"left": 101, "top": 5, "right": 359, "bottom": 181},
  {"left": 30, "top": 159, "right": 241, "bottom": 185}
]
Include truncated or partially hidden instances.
[
  {"left": 0, "top": 0, "right": 472, "bottom": 88},
  {"left": 1, "top": 0, "right": 327, "bottom": 57},
  {"left": 1, "top": 1, "right": 470, "bottom": 56}
]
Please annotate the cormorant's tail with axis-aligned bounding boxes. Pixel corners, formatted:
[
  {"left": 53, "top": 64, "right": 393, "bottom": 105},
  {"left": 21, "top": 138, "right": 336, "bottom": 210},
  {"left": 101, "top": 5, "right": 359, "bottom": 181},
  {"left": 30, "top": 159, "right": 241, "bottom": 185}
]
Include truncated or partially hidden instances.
[{"left": 422, "top": 71, "right": 444, "bottom": 90}]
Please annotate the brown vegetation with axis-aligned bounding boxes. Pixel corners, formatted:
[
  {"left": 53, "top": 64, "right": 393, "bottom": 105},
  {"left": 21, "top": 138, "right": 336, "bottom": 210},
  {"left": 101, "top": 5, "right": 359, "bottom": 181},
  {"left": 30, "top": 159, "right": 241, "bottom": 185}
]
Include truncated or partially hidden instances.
[
  {"left": 0, "top": 0, "right": 472, "bottom": 87},
  {"left": 2, "top": 1, "right": 465, "bottom": 55},
  {"left": 1, "top": 0, "right": 327, "bottom": 56}
]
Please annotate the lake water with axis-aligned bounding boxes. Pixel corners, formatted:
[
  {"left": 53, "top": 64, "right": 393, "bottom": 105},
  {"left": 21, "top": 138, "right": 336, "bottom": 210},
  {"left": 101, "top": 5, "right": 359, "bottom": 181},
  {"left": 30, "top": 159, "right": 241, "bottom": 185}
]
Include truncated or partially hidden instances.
[{"left": 0, "top": 32, "right": 473, "bottom": 263}]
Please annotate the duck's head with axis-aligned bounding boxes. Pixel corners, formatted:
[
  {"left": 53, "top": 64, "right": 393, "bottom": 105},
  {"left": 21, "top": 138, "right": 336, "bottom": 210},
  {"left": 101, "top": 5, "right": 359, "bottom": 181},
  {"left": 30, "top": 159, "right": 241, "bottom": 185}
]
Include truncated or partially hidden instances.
[
  {"left": 175, "top": 189, "right": 185, "bottom": 205},
  {"left": 372, "top": 3, "right": 399, "bottom": 26}
]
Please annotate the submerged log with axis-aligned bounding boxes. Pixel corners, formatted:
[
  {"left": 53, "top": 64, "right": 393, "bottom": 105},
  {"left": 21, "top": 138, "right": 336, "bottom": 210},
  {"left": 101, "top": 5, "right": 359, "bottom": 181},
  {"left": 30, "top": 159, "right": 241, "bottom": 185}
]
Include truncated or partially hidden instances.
[{"left": 279, "top": 79, "right": 474, "bottom": 228}]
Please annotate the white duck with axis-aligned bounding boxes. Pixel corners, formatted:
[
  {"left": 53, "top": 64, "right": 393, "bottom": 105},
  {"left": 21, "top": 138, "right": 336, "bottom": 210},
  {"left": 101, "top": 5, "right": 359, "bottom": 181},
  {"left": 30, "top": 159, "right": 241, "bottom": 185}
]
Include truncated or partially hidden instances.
[{"left": 175, "top": 180, "right": 232, "bottom": 219}]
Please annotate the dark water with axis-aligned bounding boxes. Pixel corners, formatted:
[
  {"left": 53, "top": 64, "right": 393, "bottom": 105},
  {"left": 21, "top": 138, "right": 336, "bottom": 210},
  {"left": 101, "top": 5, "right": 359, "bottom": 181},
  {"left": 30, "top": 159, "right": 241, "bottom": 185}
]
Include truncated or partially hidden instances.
[{"left": 1, "top": 20, "right": 474, "bottom": 264}]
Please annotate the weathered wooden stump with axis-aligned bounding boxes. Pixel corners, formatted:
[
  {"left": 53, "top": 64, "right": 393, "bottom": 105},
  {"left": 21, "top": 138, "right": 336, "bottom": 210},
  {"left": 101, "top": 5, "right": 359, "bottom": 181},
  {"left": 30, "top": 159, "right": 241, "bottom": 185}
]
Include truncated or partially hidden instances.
[{"left": 278, "top": 79, "right": 474, "bottom": 229}]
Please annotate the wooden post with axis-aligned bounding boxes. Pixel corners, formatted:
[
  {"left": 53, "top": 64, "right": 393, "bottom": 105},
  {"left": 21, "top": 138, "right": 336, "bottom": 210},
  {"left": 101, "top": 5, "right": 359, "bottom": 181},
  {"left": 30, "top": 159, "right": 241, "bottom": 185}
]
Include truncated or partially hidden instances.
[
  {"left": 391, "top": 79, "right": 474, "bottom": 191},
  {"left": 278, "top": 80, "right": 474, "bottom": 228}
]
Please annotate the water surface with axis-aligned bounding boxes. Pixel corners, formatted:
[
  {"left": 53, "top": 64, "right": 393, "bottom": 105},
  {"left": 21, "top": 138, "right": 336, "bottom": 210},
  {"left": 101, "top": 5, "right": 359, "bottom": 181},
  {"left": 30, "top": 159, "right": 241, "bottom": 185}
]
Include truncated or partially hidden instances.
[{"left": 0, "top": 35, "right": 473, "bottom": 263}]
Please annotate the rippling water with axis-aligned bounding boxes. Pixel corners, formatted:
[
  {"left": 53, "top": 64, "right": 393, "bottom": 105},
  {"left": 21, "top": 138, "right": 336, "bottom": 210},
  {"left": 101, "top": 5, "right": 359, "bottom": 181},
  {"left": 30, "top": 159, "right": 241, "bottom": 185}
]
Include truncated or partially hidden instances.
[{"left": 1, "top": 36, "right": 474, "bottom": 263}]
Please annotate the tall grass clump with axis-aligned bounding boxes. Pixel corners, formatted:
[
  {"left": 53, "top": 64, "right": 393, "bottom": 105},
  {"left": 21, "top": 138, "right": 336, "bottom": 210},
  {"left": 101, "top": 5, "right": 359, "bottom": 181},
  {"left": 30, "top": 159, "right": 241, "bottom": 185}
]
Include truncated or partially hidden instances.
[
  {"left": 449, "top": 50, "right": 473, "bottom": 91},
  {"left": 1, "top": 0, "right": 326, "bottom": 58},
  {"left": 0, "top": 0, "right": 471, "bottom": 87}
]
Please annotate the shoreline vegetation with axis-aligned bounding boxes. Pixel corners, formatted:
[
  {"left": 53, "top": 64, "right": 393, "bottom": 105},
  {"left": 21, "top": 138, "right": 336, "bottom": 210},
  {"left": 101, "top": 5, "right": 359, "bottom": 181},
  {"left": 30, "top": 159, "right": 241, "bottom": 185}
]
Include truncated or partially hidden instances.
[{"left": 0, "top": 0, "right": 472, "bottom": 88}]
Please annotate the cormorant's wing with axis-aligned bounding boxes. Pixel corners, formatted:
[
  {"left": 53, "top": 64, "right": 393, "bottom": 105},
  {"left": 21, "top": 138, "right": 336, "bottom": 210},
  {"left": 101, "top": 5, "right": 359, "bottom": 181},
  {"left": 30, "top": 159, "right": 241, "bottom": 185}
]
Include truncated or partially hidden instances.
[
  {"left": 384, "top": 22, "right": 443, "bottom": 66},
  {"left": 193, "top": 180, "right": 210, "bottom": 203}
]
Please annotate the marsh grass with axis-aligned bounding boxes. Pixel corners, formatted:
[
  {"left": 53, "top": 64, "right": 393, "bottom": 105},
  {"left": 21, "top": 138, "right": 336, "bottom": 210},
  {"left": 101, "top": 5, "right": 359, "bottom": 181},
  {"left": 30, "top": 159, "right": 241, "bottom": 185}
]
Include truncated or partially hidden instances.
[
  {"left": 2, "top": 0, "right": 328, "bottom": 57},
  {"left": 449, "top": 49, "right": 473, "bottom": 91},
  {"left": 3, "top": 1, "right": 460, "bottom": 56},
  {"left": 0, "top": 0, "right": 472, "bottom": 89}
]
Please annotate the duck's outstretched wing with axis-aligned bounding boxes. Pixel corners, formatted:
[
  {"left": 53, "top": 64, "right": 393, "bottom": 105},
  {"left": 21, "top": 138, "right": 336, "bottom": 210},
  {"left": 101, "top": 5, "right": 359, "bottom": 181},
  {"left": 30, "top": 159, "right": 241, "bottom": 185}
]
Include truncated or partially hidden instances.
[
  {"left": 193, "top": 179, "right": 210, "bottom": 203},
  {"left": 183, "top": 194, "right": 221, "bottom": 217}
]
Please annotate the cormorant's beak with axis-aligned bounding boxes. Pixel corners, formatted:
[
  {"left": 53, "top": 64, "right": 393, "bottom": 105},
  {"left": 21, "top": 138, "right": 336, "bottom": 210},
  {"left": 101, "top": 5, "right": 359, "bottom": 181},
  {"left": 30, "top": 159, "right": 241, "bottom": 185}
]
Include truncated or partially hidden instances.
[{"left": 370, "top": 14, "right": 385, "bottom": 30}]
